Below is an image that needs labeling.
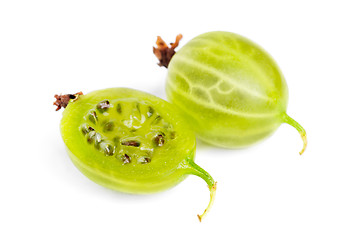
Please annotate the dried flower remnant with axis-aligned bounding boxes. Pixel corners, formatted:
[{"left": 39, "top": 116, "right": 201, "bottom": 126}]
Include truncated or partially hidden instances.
[
  {"left": 153, "top": 34, "right": 183, "bottom": 68},
  {"left": 53, "top": 92, "right": 83, "bottom": 111}
]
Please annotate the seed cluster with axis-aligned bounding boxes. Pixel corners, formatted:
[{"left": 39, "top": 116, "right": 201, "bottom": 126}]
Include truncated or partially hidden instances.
[
  {"left": 81, "top": 124, "right": 115, "bottom": 156},
  {"left": 80, "top": 99, "right": 176, "bottom": 165}
]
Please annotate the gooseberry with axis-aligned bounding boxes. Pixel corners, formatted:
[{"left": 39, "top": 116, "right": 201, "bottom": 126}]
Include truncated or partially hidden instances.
[
  {"left": 154, "top": 31, "right": 307, "bottom": 154},
  {"left": 54, "top": 88, "right": 216, "bottom": 221}
]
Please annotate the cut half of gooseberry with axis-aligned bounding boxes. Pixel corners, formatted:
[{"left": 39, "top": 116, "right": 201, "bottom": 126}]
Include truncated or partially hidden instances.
[{"left": 56, "top": 88, "right": 216, "bottom": 221}]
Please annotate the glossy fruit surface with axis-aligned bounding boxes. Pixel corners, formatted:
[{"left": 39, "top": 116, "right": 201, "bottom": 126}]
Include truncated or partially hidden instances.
[
  {"left": 59, "top": 88, "right": 216, "bottom": 220},
  {"left": 165, "top": 31, "right": 306, "bottom": 153}
]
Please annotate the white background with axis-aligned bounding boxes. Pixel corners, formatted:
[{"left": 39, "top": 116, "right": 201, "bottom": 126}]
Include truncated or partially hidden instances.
[{"left": 1, "top": 0, "right": 357, "bottom": 239}]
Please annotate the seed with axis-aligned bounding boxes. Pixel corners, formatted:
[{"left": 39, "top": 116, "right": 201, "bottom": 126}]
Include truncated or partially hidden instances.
[
  {"left": 138, "top": 156, "right": 151, "bottom": 164},
  {"left": 97, "top": 100, "right": 111, "bottom": 112},
  {"left": 121, "top": 140, "right": 140, "bottom": 147},
  {"left": 163, "top": 122, "right": 173, "bottom": 130},
  {"left": 152, "top": 115, "right": 162, "bottom": 125},
  {"left": 119, "top": 154, "right": 131, "bottom": 164},
  {"left": 87, "top": 131, "right": 96, "bottom": 143},
  {"left": 116, "top": 104, "right": 122, "bottom": 114},
  {"left": 105, "top": 146, "right": 114, "bottom": 156},
  {"left": 88, "top": 111, "right": 98, "bottom": 124},
  {"left": 113, "top": 137, "right": 120, "bottom": 143},
  {"left": 103, "top": 121, "right": 114, "bottom": 132},
  {"left": 135, "top": 103, "right": 141, "bottom": 114},
  {"left": 94, "top": 133, "right": 102, "bottom": 146},
  {"left": 81, "top": 124, "right": 94, "bottom": 134},
  {"left": 154, "top": 134, "right": 165, "bottom": 147},
  {"left": 101, "top": 142, "right": 114, "bottom": 156},
  {"left": 132, "top": 102, "right": 142, "bottom": 122},
  {"left": 147, "top": 106, "right": 154, "bottom": 117}
]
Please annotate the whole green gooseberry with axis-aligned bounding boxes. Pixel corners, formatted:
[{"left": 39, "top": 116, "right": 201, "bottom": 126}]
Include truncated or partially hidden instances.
[{"left": 154, "top": 31, "right": 307, "bottom": 154}]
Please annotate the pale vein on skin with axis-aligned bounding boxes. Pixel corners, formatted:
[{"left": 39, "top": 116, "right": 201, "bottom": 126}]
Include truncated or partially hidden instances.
[
  {"left": 169, "top": 67, "right": 216, "bottom": 101},
  {"left": 167, "top": 83, "right": 280, "bottom": 137},
  {"left": 173, "top": 55, "right": 272, "bottom": 102},
  {"left": 187, "top": 37, "right": 277, "bottom": 91},
  {"left": 167, "top": 81, "right": 279, "bottom": 119}
]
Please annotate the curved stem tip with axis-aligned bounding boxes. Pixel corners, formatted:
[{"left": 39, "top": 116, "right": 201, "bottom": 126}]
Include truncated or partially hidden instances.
[
  {"left": 283, "top": 113, "right": 307, "bottom": 155},
  {"left": 197, "top": 182, "right": 217, "bottom": 222},
  {"left": 186, "top": 159, "right": 217, "bottom": 222}
]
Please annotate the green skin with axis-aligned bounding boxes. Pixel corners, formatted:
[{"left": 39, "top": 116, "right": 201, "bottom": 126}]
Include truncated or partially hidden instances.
[
  {"left": 60, "top": 88, "right": 216, "bottom": 221},
  {"left": 166, "top": 31, "right": 306, "bottom": 153}
]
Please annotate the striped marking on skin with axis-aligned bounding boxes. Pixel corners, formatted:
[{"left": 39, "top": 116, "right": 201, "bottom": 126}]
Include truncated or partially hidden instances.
[
  {"left": 189, "top": 47, "right": 274, "bottom": 91},
  {"left": 172, "top": 55, "right": 273, "bottom": 102},
  {"left": 169, "top": 67, "right": 236, "bottom": 97},
  {"left": 184, "top": 37, "right": 278, "bottom": 90},
  {"left": 167, "top": 68, "right": 193, "bottom": 92},
  {"left": 168, "top": 68, "right": 217, "bottom": 102},
  {"left": 167, "top": 81, "right": 280, "bottom": 119},
  {"left": 168, "top": 63, "right": 221, "bottom": 89},
  {"left": 167, "top": 83, "right": 281, "bottom": 140}
]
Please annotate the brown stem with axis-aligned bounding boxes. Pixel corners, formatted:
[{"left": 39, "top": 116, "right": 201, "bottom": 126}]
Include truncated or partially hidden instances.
[
  {"left": 53, "top": 92, "right": 83, "bottom": 111},
  {"left": 153, "top": 34, "right": 183, "bottom": 68}
]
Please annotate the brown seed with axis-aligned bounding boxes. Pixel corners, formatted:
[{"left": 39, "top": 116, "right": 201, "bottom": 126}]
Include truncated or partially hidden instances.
[
  {"left": 116, "top": 104, "right": 122, "bottom": 114},
  {"left": 121, "top": 140, "right": 140, "bottom": 147},
  {"left": 88, "top": 111, "right": 98, "bottom": 124},
  {"left": 94, "top": 133, "right": 102, "bottom": 146},
  {"left": 103, "top": 144, "right": 114, "bottom": 156},
  {"left": 87, "top": 131, "right": 96, "bottom": 143},
  {"left": 138, "top": 157, "right": 151, "bottom": 164},
  {"left": 147, "top": 106, "right": 154, "bottom": 117},
  {"left": 121, "top": 154, "right": 131, "bottom": 164},
  {"left": 81, "top": 124, "right": 94, "bottom": 134},
  {"left": 163, "top": 122, "right": 173, "bottom": 130},
  {"left": 97, "top": 100, "right": 111, "bottom": 112},
  {"left": 113, "top": 137, "right": 120, "bottom": 143},
  {"left": 103, "top": 122, "right": 114, "bottom": 132},
  {"left": 154, "top": 134, "right": 165, "bottom": 147},
  {"left": 170, "top": 131, "right": 176, "bottom": 139},
  {"left": 135, "top": 103, "right": 141, "bottom": 114},
  {"left": 152, "top": 115, "right": 162, "bottom": 125}
]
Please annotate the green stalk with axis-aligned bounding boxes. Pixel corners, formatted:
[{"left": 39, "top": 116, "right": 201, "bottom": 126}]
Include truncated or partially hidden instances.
[
  {"left": 185, "top": 158, "right": 217, "bottom": 222},
  {"left": 282, "top": 113, "right": 307, "bottom": 155}
]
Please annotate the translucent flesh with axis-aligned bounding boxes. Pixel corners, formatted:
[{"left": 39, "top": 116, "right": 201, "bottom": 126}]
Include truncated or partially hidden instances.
[{"left": 61, "top": 88, "right": 197, "bottom": 193}]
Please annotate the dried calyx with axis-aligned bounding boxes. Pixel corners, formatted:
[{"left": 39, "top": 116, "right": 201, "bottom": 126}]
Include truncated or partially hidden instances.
[
  {"left": 54, "top": 92, "right": 83, "bottom": 111},
  {"left": 153, "top": 34, "right": 182, "bottom": 68}
]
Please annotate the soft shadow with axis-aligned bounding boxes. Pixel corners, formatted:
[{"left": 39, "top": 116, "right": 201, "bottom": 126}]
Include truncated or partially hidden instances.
[
  {"left": 147, "top": 71, "right": 167, "bottom": 100},
  {"left": 195, "top": 138, "right": 215, "bottom": 150}
]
